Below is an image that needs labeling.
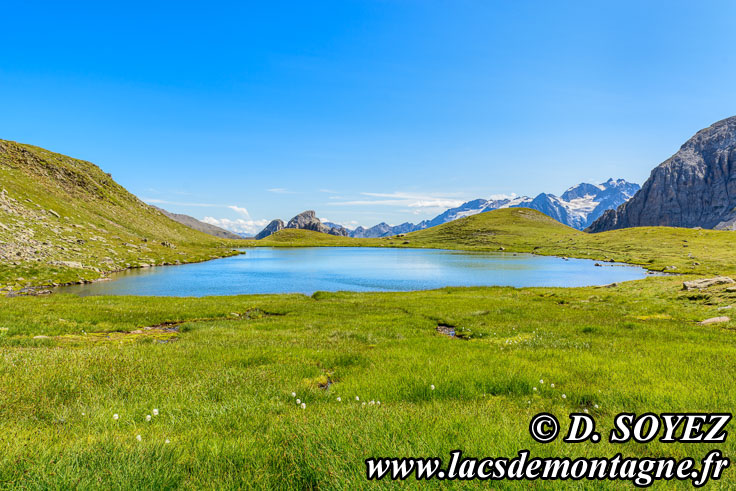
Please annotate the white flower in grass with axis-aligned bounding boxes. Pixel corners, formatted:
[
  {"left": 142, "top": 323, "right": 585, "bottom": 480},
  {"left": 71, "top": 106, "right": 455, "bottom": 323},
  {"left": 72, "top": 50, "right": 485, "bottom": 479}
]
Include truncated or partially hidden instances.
[
  {"left": 146, "top": 414, "right": 151, "bottom": 422},
  {"left": 136, "top": 435, "right": 142, "bottom": 442},
  {"left": 594, "top": 404, "right": 599, "bottom": 409},
  {"left": 562, "top": 394, "right": 566, "bottom": 399},
  {"left": 533, "top": 387, "right": 537, "bottom": 391},
  {"left": 301, "top": 403, "right": 306, "bottom": 409},
  {"left": 113, "top": 414, "right": 119, "bottom": 420},
  {"left": 165, "top": 439, "right": 170, "bottom": 444},
  {"left": 362, "top": 402, "right": 366, "bottom": 407},
  {"left": 291, "top": 392, "right": 296, "bottom": 397},
  {"left": 377, "top": 401, "right": 381, "bottom": 406},
  {"left": 296, "top": 399, "right": 301, "bottom": 404},
  {"left": 336, "top": 397, "right": 342, "bottom": 402},
  {"left": 153, "top": 409, "right": 159, "bottom": 416},
  {"left": 430, "top": 385, "right": 435, "bottom": 391},
  {"left": 355, "top": 396, "right": 359, "bottom": 401},
  {"left": 369, "top": 400, "right": 375, "bottom": 405},
  {"left": 551, "top": 383, "right": 555, "bottom": 388},
  {"left": 584, "top": 409, "right": 589, "bottom": 414},
  {"left": 540, "top": 380, "right": 544, "bottom": 384}
]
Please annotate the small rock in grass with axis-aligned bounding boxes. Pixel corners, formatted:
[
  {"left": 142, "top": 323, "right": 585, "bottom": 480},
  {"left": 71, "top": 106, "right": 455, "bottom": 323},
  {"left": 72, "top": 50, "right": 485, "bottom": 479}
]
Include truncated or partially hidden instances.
[{"left": 699, "top": 316, "right": 730, "bottom": 326}]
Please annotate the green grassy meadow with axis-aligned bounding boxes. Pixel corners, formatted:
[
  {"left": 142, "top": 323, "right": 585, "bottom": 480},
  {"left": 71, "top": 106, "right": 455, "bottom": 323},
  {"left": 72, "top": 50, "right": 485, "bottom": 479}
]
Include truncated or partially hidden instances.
[{"left": 1, "top": 206, "right": 736, "bottom": 487}]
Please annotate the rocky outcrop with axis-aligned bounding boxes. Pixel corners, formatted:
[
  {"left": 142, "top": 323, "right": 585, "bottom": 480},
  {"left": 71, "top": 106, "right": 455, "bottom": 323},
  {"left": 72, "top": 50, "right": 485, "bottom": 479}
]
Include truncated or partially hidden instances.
[
  {"left": 255, "top": 211, "right": 349, "bottom": 239},
  {"left": 286, "top": 210, "right": 325, "bottom": 232},
  {"left": 588, "top": 116, "right": 736, "bottom": 232},
  {"left": 682, "top": 277, "right": 735, "bottom": 291},
  {"left": 255, "top": 219, "right": 284, "bottom": 240}
]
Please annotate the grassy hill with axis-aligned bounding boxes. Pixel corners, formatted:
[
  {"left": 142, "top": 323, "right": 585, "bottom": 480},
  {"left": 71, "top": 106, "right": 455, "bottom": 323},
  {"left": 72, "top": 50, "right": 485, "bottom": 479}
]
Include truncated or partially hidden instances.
[{"left": 0, "top": 140, "right": 239, "bottom": 291}]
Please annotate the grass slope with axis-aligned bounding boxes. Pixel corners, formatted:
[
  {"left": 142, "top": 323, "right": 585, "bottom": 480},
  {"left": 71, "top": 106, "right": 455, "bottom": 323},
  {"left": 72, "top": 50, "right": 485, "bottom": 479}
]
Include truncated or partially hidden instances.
[{"left": 0, "top": 140, "right": 239, "bottom": 291}]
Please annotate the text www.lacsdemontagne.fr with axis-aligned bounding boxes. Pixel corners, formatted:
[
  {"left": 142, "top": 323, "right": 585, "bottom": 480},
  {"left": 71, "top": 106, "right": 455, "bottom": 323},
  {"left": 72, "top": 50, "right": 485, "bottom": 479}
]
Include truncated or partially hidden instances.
[{"left": 365, "top": 450, "right": 729, "bottom": 487}]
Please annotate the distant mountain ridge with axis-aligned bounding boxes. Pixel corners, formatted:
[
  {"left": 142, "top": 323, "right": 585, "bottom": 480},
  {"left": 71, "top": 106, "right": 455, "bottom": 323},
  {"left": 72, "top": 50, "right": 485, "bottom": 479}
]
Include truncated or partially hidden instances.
[
  {"left": 333, "top": 178, "right": 639, "bottom": 238},
  {"left": 153, "top": 206, "right": 242, "bottom": 239},
  {"left": 255, "top": 178, "right": 638, "bottom": 239},
  {"left": 588, "top": 116, "right": 736, "bottom": 232}
]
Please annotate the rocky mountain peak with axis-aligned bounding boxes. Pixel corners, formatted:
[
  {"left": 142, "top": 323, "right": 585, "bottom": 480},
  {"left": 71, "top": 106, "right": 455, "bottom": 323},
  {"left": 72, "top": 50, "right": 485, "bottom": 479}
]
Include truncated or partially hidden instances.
[
  {"left": 257, "top": 211, "right": 349, "bottom": 239},
  {"left": 561, "top": 183, "right": 602, "bottom": 201},
  {"left": 588, "top": 116, "right": 736, "bottom": 232},
  {"left": 254, "top": 219, "right": 285, "bottom": 240},
  {"left": 286, "top": 210, "right": 320, "bottom": 230}
]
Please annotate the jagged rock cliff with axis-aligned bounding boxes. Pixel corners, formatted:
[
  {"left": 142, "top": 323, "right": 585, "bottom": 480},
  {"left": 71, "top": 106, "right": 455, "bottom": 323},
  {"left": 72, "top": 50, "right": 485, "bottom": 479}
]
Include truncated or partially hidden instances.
[{"left": 588, "top": 116, "right": 736, "bottom": 232}]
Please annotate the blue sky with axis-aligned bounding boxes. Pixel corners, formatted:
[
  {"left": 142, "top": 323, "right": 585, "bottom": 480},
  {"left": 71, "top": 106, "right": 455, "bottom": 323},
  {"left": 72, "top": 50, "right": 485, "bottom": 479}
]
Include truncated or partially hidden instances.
[{"left": 2, "top": 1, "right": 735, "bottom": 234}]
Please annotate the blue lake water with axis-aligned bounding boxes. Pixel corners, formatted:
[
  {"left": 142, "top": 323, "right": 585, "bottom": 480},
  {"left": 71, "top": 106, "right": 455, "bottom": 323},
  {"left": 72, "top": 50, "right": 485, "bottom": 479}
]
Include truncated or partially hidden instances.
[{"left": 55, "top": 247, "right": 651, "bottom": 297}]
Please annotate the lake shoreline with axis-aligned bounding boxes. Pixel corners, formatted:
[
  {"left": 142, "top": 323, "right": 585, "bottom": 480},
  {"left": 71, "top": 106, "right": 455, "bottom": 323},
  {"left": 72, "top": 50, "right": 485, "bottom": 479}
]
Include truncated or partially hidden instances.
[{"left": 53, "top": 246, "right": 653, "bottom": 298}]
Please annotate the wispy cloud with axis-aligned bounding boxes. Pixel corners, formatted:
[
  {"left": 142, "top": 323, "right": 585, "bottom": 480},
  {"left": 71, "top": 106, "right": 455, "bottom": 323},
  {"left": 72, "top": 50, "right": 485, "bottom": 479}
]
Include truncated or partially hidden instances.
[
  {"left": 202, "top": 217, "right": 269, "bottom": 236},
  {"left": 327, "top": 191, "right": 465, "bottom": 210},
  {"left": 267, "top": 188, "right": 296, "bottom": 194},
  {"left": 143, "top": 199, "right": 255, "bottom": 217},
  {"left": 319, "top": 218, "right": 360, "bottom": 228},
  {"left": 227, "top": 205, "right": 250, "bottom": 218},
  {"left": 489, "top": 193, "right": 518, "bottom": 200},
  {"left": 319, "top": 188, "right": 340, "bottom": 194}
]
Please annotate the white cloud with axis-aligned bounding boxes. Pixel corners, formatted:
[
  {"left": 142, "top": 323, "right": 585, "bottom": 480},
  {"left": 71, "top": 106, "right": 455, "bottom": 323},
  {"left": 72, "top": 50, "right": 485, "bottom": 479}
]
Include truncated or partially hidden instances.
[
  {"left": 319, "top": 218, "right": 360, "bottom": 228},
  {"left": 406, "top": 199, "right": 465, "bottom": 208},
  {"left": 267, "top": 188, "right": 295, "bottom": 194},
  {"left": 227, "top": 205, "right": 250, "bottom": 218},
  {"left": 328, "top": 191, "right": 465, "bottom": 210},
  {"left": 489, "top": 193, "right": 518, "bottom": 200},
  {"left": 202, "top": 217, "right": 269, "bottom": 236},
  {"left": 144, "top": 199, "right": 255, "bottom": 217}
]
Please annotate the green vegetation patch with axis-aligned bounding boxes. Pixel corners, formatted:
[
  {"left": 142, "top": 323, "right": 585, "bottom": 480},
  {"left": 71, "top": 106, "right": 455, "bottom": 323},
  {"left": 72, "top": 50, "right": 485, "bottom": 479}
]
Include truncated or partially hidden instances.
[{"left": 0, "top": 277, "right": 734, "bottom": 487}]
